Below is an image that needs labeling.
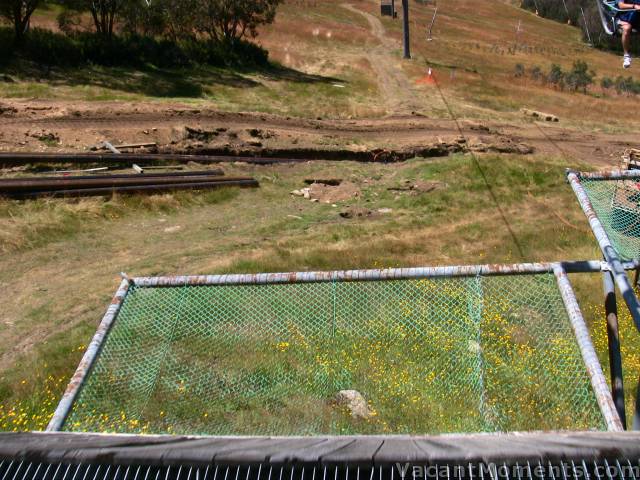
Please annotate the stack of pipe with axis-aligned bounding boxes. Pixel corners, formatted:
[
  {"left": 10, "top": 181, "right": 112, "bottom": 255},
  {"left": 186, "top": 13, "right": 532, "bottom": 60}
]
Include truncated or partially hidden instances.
[
  {"left": 0, "top": 153, "right": 307, "bottom": 166},
  {"left": 0, "top": 170, "right": 258, "bottom": 199}
]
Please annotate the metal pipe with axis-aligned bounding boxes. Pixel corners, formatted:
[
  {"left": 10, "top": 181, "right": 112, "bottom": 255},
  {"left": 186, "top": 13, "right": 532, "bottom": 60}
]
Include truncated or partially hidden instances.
[
  {"left": 554, "top": 266, "right": 624, "bottom": 431},
  {"left": 0, "top": 153, "right": 381, "bottom": 167},
  {"left": 604, "top": 270, "right": 627, "bottom": 428},
  {"left": 567, "top": 171, "right": 640, "bottom": 332},
  {"left": 9, "top": 169, "right": 224, "bottom": 182},
  {"left": 0, "top": 175, "right": 246, "bottom": 192},
  {"left": 130, "top": 260, "right": 640, "bottom": 287},
  {"left": 6, "top": 180, "right": 258, "bottom": 199},
  {"left": 427, "top": 7, "right": 438, "bottom": 41},
  {"left": 46, "top": 279, "right": 131, "bottom": 431},
  {"left": 103, "top": 141, "right": 121, "bottom": 155},
  {"left": 580, "top": 7, "right": 593, "bottom": 45},
  {"left": 568, "top": 170, "right": 640, "bottom": 181}
]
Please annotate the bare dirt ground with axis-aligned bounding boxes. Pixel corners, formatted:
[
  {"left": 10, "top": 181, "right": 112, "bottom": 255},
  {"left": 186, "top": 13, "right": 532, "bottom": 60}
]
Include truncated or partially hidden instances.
[
  {"left": 0, "top": 99, "right": 637, "bottom": 167},
  {"left": 340, "top": 3, "right": 428, "bottom": 115}
]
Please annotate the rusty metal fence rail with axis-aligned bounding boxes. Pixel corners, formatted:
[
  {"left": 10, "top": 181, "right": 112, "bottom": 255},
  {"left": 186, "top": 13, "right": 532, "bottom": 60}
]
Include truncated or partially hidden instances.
[{"left": 47, "top": 262, "right": 623, "bottom": 436}]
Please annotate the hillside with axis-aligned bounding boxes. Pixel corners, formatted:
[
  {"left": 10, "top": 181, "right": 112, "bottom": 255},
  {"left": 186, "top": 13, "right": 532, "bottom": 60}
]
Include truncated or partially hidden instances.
[
  {"left": 2, "top": 0, "right": 639, "bottom": 126},
  {"left": 1, "top": 0, "right": 640, "bottom": 433}
]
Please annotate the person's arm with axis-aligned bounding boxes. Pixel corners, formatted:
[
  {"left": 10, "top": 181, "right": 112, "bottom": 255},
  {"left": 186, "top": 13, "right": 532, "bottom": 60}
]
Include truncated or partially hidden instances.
[{"left": 619, "top": 1, "right": 640, "bottom": 9}]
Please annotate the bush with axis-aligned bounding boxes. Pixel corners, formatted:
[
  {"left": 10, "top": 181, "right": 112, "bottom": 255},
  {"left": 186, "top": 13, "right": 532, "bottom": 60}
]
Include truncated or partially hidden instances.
[
  {"left": 22, "top": 28, "right": 83, "bottom": 67},
  {"left": 0, "top": 28, "right": 15, "bottom": 66},
  {"left": 612, "top": 76, "right": 640, "bottom": 95},
  {"left": 564, "top": 60, "right": 594, "bottom": 92},
  {"left": 0, "top": 26, "right": 269, "bottom": 69},
  {"left": 600, "top": 76, "right": 613, "bottom": 90},
  {"left": 529, "top": 65, "right": 543, "bottom": 82},
  {"left": 547, "top": 64, "right": 564, "bottom": 89}
]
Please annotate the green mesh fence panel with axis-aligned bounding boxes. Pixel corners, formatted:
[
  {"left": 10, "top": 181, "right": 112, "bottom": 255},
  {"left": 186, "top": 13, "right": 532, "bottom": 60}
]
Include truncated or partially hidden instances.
[
  {"left": 63, "top": 274, "right": 606, "bottom": 436},
  {"left": 580, "top": 177, "right": 640, "bottom": 260}
]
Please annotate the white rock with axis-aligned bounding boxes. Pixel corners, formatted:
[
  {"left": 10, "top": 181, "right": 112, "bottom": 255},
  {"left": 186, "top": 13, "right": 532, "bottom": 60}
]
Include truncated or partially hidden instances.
[{"left": 335, "top": 390, "right": 372, "bottom": 419}]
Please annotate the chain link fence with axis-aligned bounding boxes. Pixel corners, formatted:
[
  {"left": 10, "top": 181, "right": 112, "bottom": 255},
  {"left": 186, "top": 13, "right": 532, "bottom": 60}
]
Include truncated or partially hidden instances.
[
  {"left": 62, "top": 273, "right": 606, "bottom": 436},
  {"left": 579, "top": 175, "right": 640, "bottom": 261}
]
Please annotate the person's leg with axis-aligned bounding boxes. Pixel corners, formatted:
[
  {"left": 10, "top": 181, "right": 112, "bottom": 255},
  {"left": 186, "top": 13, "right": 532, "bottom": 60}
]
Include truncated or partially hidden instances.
[
  {"left": 622, "top": 22, "right": 632, "bottom": 55},
  {"left": 620, "top": 21, "right": 633, "bottom": 68}
]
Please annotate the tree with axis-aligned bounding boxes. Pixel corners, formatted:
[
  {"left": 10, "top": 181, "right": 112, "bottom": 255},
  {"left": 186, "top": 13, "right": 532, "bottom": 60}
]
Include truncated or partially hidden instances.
[
  {"left": 600, "top": 76, "right": 613, "bottom": 96},
  {"left": 87, "top": 0, "right": 121, "bottom": 38},
  {"left": 0, "top": 0, "right": 40, "bottom": 41},
  {"left": 547, "top": 63, "right": 564, "bottom": 89},
  {"left": 529, "top": 65, "right": 543, "bottom": 82},
  {"left": 565, "top": 60, "right": 594, "bottom": 93},
  {"left": 157, "top": 0, "right": 199, "bottom": 41},
  {"left": 196, "top": 0, "right": 283, "bottom": 43},
  {"left": 59, "top": 0, "right": 131, "bottom": 39}
]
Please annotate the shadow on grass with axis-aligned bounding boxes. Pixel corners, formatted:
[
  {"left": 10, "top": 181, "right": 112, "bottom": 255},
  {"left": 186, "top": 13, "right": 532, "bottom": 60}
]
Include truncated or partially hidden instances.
[{"left": 4, "top": 61, "right": 345, "bottom": 98}]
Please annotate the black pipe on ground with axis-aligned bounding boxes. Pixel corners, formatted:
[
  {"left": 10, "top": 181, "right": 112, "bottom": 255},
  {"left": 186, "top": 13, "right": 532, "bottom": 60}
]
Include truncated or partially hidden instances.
[
  {"left": 0, "top": 175, "right": 251, "bottom": 192},
  {"left": 4, "top": 179, "right": 259, "bottom": 199}
]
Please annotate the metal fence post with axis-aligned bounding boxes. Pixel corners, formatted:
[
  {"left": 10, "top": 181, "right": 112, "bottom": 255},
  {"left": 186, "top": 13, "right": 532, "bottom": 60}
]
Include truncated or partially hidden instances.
[
  {"left": 604, "top": 270, "right": 627, "bottom": 428},
  {"left": 402, "top": 0, "right": 410, "bottom": 59}
]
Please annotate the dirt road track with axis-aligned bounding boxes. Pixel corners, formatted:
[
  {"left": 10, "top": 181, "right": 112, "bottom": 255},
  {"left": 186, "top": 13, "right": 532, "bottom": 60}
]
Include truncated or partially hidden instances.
[
  {"left": 341, "top": 3, "right": 429, "bottom": 116},
  {"left": 0, "top": 101, "right": 637, "bottom": 167}
]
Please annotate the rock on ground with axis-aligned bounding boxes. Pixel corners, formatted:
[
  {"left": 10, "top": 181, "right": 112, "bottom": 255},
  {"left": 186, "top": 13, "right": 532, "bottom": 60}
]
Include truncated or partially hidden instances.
[{"left": 335, "top": 390, "right": 372, "bottom": 419}]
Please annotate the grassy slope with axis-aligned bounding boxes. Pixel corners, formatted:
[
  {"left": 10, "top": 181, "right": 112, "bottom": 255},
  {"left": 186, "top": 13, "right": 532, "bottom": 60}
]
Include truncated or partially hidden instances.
[
  {"left": 0, "top": 1, "right": 383, "bottom": 118},
  {"left": 1, "top": 0, "right": 640, "bottom": 432},
  {"left": 1, "top": 154, "right": 639, "bottom": 432},
  {"left": 346, "top": 0, "right": 640, "bottom": 130},
  {"left": 2, "top": 0, "right": 639, "bottom": 125}
]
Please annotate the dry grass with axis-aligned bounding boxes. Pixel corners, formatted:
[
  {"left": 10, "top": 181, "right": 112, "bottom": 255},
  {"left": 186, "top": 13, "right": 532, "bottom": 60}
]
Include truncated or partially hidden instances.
[
  {"left": 1, "top": 153, "right": 639, "bottom": 432},
  {"left": 0, "top": 190, "right": 238, "bottom": 253},
  {"left": 2, "top": 0, "right": 640, "bottom": 434},
  {"left": 6, "top": 0, "right": 640, "bottom": 125}
]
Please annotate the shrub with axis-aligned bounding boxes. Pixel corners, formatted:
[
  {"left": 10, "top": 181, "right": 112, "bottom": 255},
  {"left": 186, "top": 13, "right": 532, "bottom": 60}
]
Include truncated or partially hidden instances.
[
  {"left": 21, "top": 28, "right": 83, "bottom": 67},
  {"left": 529, "top": 65, "right": 543, "bottom": 82},
  {"left": 600, "top": 76, "right": 613, "bottom": 90},
  {"left": 564, "top": 60, "right": 594, "bottom": 93},
  {"left": 614, "top": 75, "right": 630, "bottom": 95},
  {"left": 0, "top": 26, "right": 269, "bottom": 69},
  {"left": 547, "top": 64, "right": 564, "bottom": 89},
  {"left": 0, "top": 27, "right": 15, "bottom": 65}
]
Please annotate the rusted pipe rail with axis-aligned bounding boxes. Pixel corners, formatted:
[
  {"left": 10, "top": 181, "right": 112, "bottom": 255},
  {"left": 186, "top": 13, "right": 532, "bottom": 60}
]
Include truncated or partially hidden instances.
[{"left": 132, "top": 260, "right": 640, "bottom": 287}]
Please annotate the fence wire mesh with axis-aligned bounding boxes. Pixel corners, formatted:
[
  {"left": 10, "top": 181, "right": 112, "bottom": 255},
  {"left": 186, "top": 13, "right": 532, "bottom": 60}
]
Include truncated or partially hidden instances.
[
  {"left": 579, "top": 176, "right": 640, "bottom": 260},
  {"left": 63, "top": 274, "right": 606, "bottom": 436}
]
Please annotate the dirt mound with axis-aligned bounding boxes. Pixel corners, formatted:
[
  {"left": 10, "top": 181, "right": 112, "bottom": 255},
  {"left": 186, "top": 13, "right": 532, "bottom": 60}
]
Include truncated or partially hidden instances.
[
  {"left": 170, "top": 127, "right": 534, "bottom": 161},
  {"left": 309, "top": 181, "right": 360, "bottom": 203}
]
